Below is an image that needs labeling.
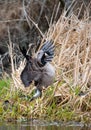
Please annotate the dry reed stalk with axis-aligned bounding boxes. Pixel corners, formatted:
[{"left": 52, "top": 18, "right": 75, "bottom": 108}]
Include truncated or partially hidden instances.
[{"left": 8, "top": 27, "right": 18, "bottom": 91}]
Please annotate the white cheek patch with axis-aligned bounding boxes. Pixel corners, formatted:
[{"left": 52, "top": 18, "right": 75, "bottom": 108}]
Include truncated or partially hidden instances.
[
  {"left": 33, "top": 89, "right": 41, "bottom": 98},
  {"left": 44, "top": 53, "right": 48, "bottom": 57}
]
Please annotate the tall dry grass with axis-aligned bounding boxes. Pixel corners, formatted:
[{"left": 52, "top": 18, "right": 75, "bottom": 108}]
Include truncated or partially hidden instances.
[
  {"left": 7, "top": 3, "right": 91, "bottom": 120},
  {"left": 47, "top": 13, "right": 91, "bottom": 114}
]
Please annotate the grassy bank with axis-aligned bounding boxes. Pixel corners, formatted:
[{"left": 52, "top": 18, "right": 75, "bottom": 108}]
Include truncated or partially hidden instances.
[
  {"left": 0, "top": 13, "right": 91, "bottom": 123},
  {"left": 0, "top": 77, "right": 91, "bottom": 123}
]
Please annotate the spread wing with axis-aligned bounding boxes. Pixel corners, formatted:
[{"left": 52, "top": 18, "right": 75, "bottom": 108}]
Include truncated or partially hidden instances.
[{"left": 37, "top": 40, "right": 55, "bottom": 65}]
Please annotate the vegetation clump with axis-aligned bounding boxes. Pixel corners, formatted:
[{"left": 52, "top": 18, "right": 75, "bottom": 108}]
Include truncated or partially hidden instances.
[{"left": 0, "top": 0, "right": 91, "bottom": 123}]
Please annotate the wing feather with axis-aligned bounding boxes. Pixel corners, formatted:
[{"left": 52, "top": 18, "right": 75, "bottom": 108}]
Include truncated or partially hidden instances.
[{"left": 37, "top": 40, "right": 55, "bottom": 65}]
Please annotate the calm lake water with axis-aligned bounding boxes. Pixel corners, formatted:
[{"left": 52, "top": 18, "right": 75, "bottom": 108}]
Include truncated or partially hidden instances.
[{"left": 0, "top": 120, "right": 91, "bottom": 130}]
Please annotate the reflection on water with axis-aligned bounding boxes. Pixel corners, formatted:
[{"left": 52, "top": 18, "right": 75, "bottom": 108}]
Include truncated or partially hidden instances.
[{"left": 0, "top": 120, "right": 91, "bottom": 130}]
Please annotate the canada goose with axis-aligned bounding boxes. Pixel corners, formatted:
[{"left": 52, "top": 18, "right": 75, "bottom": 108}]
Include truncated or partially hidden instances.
[{"left": 19, "top": 40, "right": 55, "bottom": 101}]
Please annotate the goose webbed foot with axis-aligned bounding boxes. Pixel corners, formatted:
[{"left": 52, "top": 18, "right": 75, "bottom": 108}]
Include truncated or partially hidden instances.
[{"left": 30, "top": 89, "right": 42, "bottom": 102}]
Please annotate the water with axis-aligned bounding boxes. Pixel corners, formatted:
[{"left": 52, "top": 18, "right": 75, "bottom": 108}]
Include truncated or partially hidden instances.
[{"left": 0, "top": 120, "right": 91, "bottom": 130}]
